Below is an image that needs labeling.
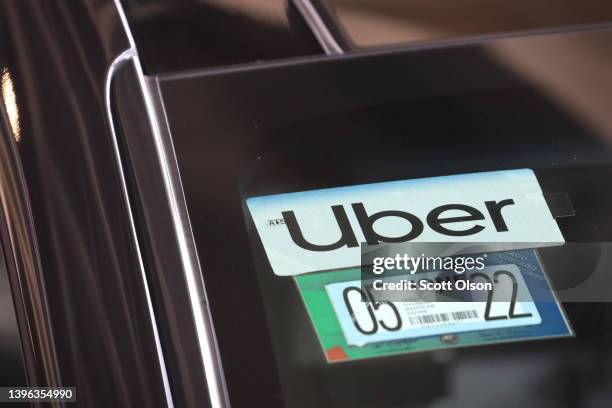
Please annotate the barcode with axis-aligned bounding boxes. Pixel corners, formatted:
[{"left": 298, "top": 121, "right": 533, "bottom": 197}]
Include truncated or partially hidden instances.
[{"left": 408, "top": 310, "right": 479, "bottom": 325}]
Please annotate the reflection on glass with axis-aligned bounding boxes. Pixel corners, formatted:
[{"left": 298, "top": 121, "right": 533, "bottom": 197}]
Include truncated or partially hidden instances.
[
  {"left": 486, "top": 31, "right": 612, "bottom": 143},
  {"left": 324, "top": 0, "right": 612, "bottom": 47},
  {"left": 205, "top": 0, "right": 289, "bottom": 26}
]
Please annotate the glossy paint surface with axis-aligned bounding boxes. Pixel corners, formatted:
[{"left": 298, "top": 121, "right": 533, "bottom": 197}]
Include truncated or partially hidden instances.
[{"left": 0, "top": 1, "right": 173, "bottom": 406}]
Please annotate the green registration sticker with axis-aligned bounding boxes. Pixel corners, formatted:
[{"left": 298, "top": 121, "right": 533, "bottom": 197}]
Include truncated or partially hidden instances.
[
  {"left": 295, "top": 249, "right": 572, "bottom": 363},
  {"left": 295, "top": 268, "right": 475, "bottom": 362}
]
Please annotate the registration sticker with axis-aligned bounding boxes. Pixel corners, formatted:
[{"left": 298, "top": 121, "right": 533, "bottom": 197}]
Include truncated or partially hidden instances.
[
  {"left": 327, "top": 264, "right": 541, "bottom": 347},
  {"left": 295, "top": 249, "right": 572, "bottom": 362}
]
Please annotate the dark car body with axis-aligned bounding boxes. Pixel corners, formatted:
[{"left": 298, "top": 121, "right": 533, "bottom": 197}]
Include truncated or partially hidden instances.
[{"left": 1, "top": 1, "right": 612, "bottom": 407}]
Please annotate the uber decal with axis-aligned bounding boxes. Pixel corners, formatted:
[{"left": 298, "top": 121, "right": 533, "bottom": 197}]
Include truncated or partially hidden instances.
[{"left": 246, "top": 169, "right": 564, "bottom": 276}]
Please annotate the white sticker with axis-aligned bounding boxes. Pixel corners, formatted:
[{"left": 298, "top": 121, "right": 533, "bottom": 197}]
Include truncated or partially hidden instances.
[
  {"left": 326, "top": 264, "right": 541, "bottom": 347},
  {"left": 247, "top": 169, "right": 564, "bottom": 276}
]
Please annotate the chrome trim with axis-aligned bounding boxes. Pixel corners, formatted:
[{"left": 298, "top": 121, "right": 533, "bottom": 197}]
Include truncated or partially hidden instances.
[
  {"left": 112, "top": 1, "right": 229, "bottom": 407},
  {"left": 292, "top": 0, "right": 344, "bottom": 54},
  {"left": 104, "top": 48, "right": 175, "bottom": 408},
  {"left": 147, "top": 76, "right": 230, "bottom": 408}
]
